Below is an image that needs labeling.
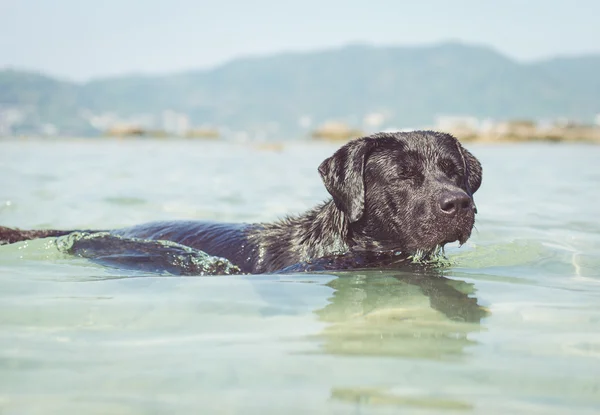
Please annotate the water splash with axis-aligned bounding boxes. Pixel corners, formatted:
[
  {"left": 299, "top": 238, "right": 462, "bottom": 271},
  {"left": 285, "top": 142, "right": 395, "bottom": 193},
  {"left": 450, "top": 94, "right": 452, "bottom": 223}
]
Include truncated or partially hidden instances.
[
  {"left": 408, "top": 245, "right": 454, "bottom": 268},
  {"left": 56, "top": 232, "right": 242, "bottom": 276}
]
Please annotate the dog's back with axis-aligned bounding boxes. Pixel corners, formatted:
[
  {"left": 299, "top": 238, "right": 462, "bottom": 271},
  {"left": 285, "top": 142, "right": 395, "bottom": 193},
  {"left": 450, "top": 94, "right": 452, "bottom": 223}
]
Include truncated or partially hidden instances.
[{"left": 113, "top": 221, "right": 260, "bottom": 273}]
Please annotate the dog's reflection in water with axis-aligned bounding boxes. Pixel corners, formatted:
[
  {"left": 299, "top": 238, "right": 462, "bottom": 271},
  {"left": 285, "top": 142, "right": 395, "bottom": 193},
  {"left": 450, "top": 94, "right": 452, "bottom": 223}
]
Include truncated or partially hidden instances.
[
  {"left": 314, "top": 268, "right": 488, "bottom": 410},
  {"left": 315, "top": 268, "right": 488, "bottom": 360}
]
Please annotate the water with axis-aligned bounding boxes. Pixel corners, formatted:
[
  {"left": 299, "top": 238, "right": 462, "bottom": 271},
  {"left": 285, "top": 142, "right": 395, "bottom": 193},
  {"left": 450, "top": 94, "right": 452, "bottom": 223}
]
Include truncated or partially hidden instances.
[{"left": 1, "top": 138, "right": 599, "bottom": 414}]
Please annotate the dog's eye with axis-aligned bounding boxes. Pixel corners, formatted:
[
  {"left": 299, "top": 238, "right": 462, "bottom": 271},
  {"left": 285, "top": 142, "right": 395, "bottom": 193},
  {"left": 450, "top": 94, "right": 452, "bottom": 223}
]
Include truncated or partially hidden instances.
[
  {"left": 391, "top": 172, "right": 416, "bottom": 182},
  {"left": 446, "top": 170, "right": 459, "bottom": 180},
  {"left": 438, "top": 159, "right": 461, "bottom": 180},
  {"left": 391, "top": 176, "right": 409, "bottom": 182}
]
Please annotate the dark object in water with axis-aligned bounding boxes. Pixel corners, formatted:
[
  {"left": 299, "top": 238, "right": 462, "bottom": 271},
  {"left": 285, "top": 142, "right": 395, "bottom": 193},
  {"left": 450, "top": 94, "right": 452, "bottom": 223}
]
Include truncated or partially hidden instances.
[
  {"left": 56, "top": 232, "right": 242, "bottom": 276},
  {"left": 0, "top": 131, "right": 482, "bottom": 275}
]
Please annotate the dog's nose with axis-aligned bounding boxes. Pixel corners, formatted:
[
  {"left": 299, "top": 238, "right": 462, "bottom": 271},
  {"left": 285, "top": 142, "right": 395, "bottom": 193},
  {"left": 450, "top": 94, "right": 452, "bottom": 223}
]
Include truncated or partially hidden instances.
[{"left": 439, "top": 191, "right": 472, "bottom": 216}]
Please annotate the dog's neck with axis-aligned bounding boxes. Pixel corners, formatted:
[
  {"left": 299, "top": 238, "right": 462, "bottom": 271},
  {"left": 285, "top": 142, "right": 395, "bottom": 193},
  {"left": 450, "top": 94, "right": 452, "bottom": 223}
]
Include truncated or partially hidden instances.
[{"left": 248, "top": 200, "right": 353, "bottom": 272}]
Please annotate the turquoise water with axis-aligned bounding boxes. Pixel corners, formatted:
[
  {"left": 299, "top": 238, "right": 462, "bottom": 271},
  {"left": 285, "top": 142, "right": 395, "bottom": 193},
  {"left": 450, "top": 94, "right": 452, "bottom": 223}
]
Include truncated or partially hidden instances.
[{"left": 1, "top": 139, "right": 599, "bottom": 414}]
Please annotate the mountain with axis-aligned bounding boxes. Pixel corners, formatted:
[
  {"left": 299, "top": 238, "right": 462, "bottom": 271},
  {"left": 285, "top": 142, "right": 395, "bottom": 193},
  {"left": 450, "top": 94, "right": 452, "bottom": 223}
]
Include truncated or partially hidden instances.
[{"left": 1, "top": 42, "right": 599, "bottom": 137}]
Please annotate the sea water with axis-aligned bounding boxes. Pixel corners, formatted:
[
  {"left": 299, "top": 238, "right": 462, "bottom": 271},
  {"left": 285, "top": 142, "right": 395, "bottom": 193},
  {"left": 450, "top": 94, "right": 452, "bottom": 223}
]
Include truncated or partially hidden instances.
[{"left": 0, "top": 139, "right": 599, "bottom": 414}]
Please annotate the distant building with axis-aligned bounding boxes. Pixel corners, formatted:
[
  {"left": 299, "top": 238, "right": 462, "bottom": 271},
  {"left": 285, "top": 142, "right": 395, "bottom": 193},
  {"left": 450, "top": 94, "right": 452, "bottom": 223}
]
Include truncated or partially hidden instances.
[
  {"left": 161, "top": 110, "right": 190, "bottom": 135},
  {"left": 298, "top": 115, "right": 312, "bottom": 129},
  {"left": 435, "top": 115, "right": 480, "bottom": 132},
  {"left": 0, "top": 106, "right": 27, "bottom": 136},
  {"left": 312, "top": 121, "right": 364, "bottom": 141},
  {"left": 363, "top": 112, "right": 385, "bottom": 129}
]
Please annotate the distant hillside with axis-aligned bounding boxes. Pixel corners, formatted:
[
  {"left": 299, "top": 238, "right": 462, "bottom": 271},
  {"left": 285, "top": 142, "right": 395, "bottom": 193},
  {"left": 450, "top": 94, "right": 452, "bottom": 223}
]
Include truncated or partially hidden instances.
[{"left": 1, "top": 42, "right": 599, "bottom": 137}]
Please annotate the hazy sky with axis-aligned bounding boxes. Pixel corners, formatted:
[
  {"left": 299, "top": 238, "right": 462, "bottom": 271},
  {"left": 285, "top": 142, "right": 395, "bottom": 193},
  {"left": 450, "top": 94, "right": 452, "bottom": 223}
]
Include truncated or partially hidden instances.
[{"left": 1, "top": 0, "right": 599, "bottom": 81}]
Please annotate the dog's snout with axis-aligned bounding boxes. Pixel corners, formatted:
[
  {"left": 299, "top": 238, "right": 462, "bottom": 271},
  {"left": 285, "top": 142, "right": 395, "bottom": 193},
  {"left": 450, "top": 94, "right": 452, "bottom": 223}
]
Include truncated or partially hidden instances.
[{"left": 439, "top": 191, "right": 472, "bottom": 216}]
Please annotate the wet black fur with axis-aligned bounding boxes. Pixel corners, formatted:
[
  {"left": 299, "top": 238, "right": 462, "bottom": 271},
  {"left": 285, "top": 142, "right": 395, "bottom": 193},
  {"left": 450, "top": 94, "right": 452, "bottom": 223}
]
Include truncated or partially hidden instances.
[{"left": 0, "top": 131, "right": 482, "bottom": 274}]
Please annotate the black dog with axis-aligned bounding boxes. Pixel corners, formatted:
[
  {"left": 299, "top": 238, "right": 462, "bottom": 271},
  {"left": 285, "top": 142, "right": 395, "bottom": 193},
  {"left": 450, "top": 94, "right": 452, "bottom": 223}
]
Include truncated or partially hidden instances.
[{"left": 0, "top": 131, "right": 482, "bottom": 274}]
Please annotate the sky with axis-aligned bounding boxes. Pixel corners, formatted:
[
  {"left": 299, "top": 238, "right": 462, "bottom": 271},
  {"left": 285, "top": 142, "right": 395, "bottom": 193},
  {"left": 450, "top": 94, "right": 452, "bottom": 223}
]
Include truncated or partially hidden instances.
[{"left": 1, "top": 0, "right": 599, "bottom": 81}]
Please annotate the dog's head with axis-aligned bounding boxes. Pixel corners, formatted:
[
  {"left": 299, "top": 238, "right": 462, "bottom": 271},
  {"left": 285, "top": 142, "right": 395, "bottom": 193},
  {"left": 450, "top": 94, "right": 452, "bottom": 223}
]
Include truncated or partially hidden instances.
[{"left": 318, "top": 131, "right": 482, "bottom": 254}]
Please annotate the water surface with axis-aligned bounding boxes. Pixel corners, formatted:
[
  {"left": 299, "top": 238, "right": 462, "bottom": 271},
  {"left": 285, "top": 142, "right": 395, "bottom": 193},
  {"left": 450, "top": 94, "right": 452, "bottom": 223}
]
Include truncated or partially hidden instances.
[{"left": 1, "top": 139, "right": 599, "bottom": 414}]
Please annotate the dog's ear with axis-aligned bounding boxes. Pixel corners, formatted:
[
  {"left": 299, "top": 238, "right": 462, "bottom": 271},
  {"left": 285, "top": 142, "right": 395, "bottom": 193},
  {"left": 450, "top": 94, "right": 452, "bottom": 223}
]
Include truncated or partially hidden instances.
[
  {"left": 460, "top": 146, "right": 482, "bottom": 195},
  {"left": 318, "top": 138, "right": 377, "bottom": 223}
]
